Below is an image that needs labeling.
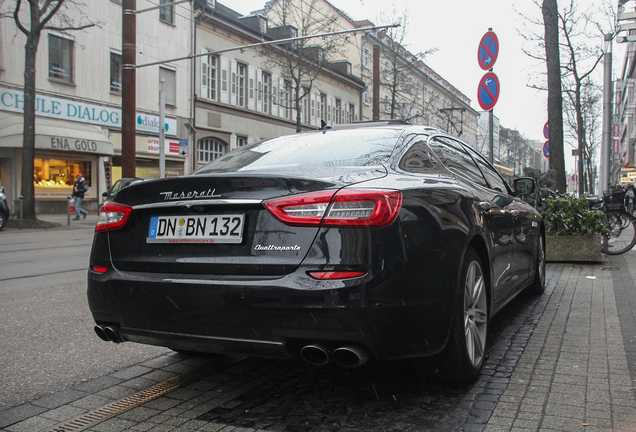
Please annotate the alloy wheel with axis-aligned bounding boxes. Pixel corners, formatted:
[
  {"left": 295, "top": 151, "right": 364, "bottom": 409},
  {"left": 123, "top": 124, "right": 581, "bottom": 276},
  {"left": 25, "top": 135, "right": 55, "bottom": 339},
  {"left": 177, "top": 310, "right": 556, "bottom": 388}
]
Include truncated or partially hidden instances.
[{"left": 463, "top": 260, "right": 487, "bottom": 368}]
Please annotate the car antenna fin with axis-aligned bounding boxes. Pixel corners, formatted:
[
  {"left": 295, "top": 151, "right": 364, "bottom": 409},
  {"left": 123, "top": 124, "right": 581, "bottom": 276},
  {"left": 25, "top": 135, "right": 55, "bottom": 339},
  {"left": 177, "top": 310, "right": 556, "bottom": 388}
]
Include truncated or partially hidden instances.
[{"left": 319, "top": 120, "right": 332, "bottom": 133}]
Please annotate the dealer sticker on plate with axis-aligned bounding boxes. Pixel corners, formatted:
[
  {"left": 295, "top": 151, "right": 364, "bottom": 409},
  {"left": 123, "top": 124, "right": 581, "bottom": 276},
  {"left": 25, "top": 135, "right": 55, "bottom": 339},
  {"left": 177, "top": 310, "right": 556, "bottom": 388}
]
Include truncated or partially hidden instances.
[{"left": 147, "top": 214, "right": 244, "bottom": 244}]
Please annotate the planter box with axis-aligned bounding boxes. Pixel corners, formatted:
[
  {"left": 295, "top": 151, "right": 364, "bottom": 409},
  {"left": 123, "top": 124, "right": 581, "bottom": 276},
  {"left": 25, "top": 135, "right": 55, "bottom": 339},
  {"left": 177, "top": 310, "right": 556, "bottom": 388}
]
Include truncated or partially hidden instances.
[{"left": 546, "top": 235, "right": 602, "bottom": 262}]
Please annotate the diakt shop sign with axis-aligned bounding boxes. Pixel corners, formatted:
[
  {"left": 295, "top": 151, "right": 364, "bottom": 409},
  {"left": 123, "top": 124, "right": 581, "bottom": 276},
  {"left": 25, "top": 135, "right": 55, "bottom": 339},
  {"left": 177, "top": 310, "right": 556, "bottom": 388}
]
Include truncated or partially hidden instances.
[{"left": 0, "top": 88, "right": 177, "bottom": 136}]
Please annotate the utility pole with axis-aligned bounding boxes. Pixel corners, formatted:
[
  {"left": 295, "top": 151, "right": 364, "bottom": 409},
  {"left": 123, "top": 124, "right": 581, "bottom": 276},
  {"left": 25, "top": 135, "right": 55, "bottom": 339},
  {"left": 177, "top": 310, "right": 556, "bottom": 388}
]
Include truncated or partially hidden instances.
[
  {"left": 122, "top": 0, "right": 136, "bottom": 178},
  {"left": 601, "top": 33, "right": 612, "bottom": 194},
  {"left": 159, "top": 77, "right": 166, "bottom": 178},
  {"left": 373, "top": 45, "right": 380, "bottom": 121}
]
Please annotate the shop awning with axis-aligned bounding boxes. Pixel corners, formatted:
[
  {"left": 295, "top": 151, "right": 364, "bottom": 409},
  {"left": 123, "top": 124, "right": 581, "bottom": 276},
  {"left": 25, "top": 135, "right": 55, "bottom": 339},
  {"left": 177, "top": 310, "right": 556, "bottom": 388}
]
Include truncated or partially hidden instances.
[{"left": 0, "top": 112, "right": 114, "bottom": 155}]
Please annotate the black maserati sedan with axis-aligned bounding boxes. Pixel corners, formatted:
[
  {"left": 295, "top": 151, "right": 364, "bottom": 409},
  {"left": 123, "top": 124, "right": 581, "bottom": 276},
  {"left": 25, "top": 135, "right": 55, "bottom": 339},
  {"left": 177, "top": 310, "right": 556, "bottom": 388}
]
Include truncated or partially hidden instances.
[{"left": 88, "top": 123, "right": 545, "bottom": 383}]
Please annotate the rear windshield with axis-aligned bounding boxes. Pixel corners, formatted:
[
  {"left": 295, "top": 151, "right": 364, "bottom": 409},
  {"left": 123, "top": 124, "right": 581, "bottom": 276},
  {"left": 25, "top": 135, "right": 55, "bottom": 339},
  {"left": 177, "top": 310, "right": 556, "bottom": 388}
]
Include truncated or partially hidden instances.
[{"left": 195, "top": 129, "right": 403, "bottom": 174}]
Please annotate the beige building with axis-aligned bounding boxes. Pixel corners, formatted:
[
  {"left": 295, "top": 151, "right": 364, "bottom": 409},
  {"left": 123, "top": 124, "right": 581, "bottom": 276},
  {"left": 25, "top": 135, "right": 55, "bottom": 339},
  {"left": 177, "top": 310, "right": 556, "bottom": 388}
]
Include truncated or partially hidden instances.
[
  {"left": 192, "top": 0, "right": 364, "bottom": 167},
  {"left": 0, "top": 0, "right": 193, "bottom": 213}
]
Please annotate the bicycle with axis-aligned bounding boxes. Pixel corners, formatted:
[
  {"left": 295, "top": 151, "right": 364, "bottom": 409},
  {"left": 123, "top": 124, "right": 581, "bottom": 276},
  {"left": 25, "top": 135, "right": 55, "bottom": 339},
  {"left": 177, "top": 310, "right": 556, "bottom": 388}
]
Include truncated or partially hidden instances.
[{"left": 589, "top": 189, "right": 636, "bottom": 255}]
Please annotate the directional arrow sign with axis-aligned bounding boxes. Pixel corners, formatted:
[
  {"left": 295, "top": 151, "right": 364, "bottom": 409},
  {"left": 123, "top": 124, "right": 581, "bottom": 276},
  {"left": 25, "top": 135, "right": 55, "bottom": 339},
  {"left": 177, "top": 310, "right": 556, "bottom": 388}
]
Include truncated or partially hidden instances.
[
  {"left": 477, "top": 72, "right": 500, "bottom": 110},
  {"left": 478, "top": 31, "right": 499, "bottom": 70}
]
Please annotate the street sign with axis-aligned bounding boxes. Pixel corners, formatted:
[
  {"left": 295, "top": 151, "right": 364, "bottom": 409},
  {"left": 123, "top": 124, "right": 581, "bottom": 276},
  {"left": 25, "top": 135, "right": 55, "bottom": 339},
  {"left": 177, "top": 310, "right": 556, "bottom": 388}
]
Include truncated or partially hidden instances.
[
  {"left": 543, "top": 122, "right": 549, "bottom": 139},
  {"left": 477, "top": 72, "right": 500, "bottom": 110},
  {"left": 571, "top": 174, "right": 578, "bottom": 183},
  {"left": 543, "top": 141, "right": 550, "bottom": 158},
  {"left": 478, "top": 31, "right": 499, "bottom": 70},
  {"left": 179, "top": 139, "right": 188, "bottom": 157}
]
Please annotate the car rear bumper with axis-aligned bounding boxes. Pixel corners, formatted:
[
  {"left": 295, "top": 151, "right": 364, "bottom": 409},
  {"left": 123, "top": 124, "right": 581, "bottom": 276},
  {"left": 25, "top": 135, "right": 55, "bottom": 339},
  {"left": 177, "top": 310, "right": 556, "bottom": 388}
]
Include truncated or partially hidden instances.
[{"left": 87, "top": 264, "right": 457, "bottom": 362}]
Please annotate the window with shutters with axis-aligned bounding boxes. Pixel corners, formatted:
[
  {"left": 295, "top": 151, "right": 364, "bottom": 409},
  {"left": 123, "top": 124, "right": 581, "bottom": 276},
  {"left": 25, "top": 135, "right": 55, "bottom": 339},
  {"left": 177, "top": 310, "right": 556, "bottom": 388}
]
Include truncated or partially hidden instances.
[
  {"left": 237, "top": 63, "right": 246, "bottom": 106},
  {"left": 262, "top": 73, "right": 271, "bottom": 114},
  {"left": 201, "top": 54, "right": 217, "bottom": 100}
]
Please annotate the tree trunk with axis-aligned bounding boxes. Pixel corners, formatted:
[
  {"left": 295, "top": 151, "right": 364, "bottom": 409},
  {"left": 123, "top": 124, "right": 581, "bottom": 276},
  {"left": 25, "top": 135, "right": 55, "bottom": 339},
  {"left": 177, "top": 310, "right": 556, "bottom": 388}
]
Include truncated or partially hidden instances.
[
  {"left": 21, "top": 34, "right": 40, "bottom": 220},
  {"left": 294, "top": 84, "right": 302, "bottom": 133},
  {"left": 542, "top": 0, "right": 567, "bottom": 193}
]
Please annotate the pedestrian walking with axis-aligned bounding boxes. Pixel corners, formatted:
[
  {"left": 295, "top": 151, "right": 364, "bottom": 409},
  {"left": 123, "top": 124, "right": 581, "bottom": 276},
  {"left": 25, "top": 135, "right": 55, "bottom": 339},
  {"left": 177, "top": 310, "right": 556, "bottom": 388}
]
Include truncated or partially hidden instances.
[{"left": 72, "top": 173, "right": 88, "bottom": 220}]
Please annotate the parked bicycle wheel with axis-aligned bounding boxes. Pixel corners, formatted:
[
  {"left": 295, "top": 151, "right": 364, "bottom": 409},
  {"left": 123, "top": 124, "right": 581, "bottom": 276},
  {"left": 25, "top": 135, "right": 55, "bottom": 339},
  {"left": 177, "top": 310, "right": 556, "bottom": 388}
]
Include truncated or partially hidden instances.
[{"left": 601, "top": 210, "right": 636, "bottom": 255}]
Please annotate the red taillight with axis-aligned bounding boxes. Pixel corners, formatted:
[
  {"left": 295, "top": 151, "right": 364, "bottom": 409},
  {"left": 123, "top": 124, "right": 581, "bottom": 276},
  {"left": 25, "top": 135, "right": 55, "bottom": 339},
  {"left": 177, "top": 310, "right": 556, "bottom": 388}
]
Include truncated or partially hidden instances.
[
  {"left": 263, "top": 189, "right": 402, "bottom": 228},
  {"left": 91, "top": 266, "right": 108, "bottom": 274},
  {"left": 95, "top": 202, "right": 133, "bottom": 233},
  {"left": 308, "top": 271, "right": 367, "bottom": 280}
]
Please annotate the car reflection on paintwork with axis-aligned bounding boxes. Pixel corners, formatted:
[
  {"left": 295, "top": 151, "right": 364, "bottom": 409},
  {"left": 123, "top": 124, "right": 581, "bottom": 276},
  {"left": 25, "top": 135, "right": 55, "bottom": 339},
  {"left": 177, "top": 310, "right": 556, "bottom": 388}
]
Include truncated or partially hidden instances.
[
  {"left": 87, "top": 122, "right": 545, "bottom": 383},
  {"left": 101, "top": 178, "right": 151, "bottom": 205}
]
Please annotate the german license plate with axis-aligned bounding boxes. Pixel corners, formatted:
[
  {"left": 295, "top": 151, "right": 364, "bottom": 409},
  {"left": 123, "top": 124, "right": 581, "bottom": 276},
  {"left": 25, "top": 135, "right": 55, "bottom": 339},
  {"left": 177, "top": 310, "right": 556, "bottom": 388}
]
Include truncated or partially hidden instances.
[{"left": 147, "top": 214, "right": 244, "bottom": 244}]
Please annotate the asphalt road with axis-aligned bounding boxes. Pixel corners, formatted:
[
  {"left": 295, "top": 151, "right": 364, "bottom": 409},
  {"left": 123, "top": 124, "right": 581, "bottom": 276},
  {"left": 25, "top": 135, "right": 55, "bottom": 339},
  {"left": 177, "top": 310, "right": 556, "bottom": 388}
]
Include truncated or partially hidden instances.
[{"left": 0, "top": 224, "right": 169, "bottom": 410}]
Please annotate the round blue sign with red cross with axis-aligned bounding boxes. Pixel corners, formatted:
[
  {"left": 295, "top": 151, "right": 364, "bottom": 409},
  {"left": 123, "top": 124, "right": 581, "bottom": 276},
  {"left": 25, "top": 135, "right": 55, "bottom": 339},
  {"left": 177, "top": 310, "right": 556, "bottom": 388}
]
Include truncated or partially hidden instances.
[
  {"left": 478, "top": 31, "right": 499, "bottom": 70},
  {"left": 543, "top": 141, "right": 550, "bottom": 158},
  {"left": 543, "top": 122, "right": 549, "bottom": 139},
  {"left": 477, "top": 72, "right": 500, "bottom": 111}
]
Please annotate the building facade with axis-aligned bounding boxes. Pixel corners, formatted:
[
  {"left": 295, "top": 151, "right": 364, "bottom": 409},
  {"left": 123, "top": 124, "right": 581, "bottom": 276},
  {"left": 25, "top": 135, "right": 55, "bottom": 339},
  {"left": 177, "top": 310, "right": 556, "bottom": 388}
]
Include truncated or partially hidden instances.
[
  {"left": 0, "top": 0, "right": 193, "bottom": 213},
  {"left": 192, "top": 0, "right": 364, "bottom": 168}
]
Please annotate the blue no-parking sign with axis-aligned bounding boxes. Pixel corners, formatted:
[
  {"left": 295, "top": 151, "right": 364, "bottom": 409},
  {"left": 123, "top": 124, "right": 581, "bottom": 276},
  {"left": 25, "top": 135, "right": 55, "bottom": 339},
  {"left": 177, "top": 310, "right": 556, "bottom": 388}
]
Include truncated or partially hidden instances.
[
  {"left": 478, "top": 31, "right": 499, "bottom": 70},
  {"left": 477, "top": 72, "right": 500, "bottom": 111},
  {"left": 543, "top": 141, "right": 550, "bottom": 158}
]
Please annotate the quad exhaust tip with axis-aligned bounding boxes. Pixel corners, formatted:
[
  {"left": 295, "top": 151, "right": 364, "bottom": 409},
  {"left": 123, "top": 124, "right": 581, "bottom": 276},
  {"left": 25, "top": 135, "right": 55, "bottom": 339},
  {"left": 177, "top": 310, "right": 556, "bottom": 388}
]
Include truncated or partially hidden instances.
[
  {"left": 94, "top": 325, "right": 122, "bottom": 343},
  {"left": 332, "top": 345, "right": 369, "bottom": 367},
  {"left": 300, "top": 343, "right": 330, "bottom": 366},
  {"left": 300, "top": 343, "right": 369, "bottom": 367}
]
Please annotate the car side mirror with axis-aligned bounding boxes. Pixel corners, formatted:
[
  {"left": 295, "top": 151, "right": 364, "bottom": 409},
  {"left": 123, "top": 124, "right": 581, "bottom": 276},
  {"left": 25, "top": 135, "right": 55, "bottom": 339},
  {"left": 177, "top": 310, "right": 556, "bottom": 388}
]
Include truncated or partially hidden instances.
[
  {"left": 102, "top": 191, "right": 108, "bottom": 198},
  {"left": 514, "top": 177, "right": 536, "bottom": 196}
]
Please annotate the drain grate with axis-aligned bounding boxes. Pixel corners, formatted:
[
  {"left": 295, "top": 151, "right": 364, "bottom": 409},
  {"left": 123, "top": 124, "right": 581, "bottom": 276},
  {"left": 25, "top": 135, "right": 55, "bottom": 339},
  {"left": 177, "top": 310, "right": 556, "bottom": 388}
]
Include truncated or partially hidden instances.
[{"left": 39, "top": 356, "right": 244, "bottom": 432}]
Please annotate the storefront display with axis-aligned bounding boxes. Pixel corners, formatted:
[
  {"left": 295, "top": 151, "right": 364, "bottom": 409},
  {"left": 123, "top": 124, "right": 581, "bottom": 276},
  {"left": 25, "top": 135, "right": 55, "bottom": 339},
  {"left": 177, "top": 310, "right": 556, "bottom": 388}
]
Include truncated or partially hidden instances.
[{"left": 33, "top": 151, "right": 93, "bottom": 199}]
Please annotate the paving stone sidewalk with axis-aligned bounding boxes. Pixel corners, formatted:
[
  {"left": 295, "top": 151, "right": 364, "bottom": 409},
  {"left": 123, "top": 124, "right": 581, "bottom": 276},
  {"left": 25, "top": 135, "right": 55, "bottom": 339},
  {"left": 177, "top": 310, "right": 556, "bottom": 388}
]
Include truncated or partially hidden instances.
[{"left": 485, "top": 257, "right": 636, "bottom": 432}]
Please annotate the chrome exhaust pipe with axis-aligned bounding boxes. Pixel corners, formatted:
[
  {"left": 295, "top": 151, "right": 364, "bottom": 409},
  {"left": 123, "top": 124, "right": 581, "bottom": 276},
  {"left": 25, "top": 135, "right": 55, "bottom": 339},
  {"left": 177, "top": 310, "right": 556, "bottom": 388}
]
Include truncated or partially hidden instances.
[
  {"left": 103, "top": 326, "right": 122, "bottom": 343},
  {"left": 300, "top": 343, "right": 331, "bottom": 366},
  {"left": 94, "top": 325, "right": 110, "bottom": 342},
  {"left": 332, "top": 345, "right": 369, "bottom": 367}
]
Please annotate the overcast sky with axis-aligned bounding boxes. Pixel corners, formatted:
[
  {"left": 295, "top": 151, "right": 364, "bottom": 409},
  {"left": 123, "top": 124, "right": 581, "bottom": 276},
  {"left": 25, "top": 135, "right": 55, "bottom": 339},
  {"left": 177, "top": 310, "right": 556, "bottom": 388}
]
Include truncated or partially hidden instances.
[{"left": 232, "top": 0, "right": 622, "bottom": 173}]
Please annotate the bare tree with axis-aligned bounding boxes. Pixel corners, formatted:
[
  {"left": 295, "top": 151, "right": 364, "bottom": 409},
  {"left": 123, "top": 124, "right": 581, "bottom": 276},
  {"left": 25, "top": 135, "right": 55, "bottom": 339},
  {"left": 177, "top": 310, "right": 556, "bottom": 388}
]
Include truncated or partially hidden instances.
[
  {"left": 374, "top": 7, "right": 436, "bottom": 123},
  {"left": 8, "top": 0, "right": 93, "bottom": 220},
  {"left": 521, "top": 0, "right": 612, "bottom": 194},
  {"left": 262, "top": 0, "right": 346, "bottom": 132},
  {"left": 559, "top": 0, "right": 604, "bottom": 195},
  {"left": 542, "top": 0, "right": 567, "bottom": 193},
  {"left": 564, "top": 78, "right": 602, "bottom": 194}
]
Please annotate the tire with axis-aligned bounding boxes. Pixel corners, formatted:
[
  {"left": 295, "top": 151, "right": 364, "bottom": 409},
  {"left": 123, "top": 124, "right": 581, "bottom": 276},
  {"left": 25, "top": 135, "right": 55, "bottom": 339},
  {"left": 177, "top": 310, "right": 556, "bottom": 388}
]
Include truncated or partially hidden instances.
[
  {"left": 0, "top": 212, "right": 5, "bottom": 232},
  {"left": 427, "top": 248, "right": 488, "bottom": 384},
  {"left": 525, "top": 235, "right": 546, "bottom": 296},
  {"left": 601, "top": 210, "right": 636, "bottom": 255}
]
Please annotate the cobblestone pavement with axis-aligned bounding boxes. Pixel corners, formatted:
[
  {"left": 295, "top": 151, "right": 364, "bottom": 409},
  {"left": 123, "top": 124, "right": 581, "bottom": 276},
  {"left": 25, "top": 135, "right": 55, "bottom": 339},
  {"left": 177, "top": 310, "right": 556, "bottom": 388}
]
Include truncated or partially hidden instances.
[{"left": 1, "top": 250, "right": 636, "bottom": 431}]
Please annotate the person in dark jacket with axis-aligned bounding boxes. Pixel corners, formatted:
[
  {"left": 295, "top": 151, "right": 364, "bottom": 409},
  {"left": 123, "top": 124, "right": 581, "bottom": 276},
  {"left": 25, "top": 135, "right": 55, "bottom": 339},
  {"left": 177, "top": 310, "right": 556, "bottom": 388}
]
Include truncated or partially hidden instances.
[{"left": 72, "top": 173, "right": 88, "bottom": 220}]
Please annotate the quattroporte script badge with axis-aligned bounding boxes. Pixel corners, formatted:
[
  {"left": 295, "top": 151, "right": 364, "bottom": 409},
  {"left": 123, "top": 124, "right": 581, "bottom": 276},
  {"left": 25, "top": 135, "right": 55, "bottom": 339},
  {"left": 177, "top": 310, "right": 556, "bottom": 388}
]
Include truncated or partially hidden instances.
[{"left": 255, "top": 245, "right": 301, "bottom": 251}]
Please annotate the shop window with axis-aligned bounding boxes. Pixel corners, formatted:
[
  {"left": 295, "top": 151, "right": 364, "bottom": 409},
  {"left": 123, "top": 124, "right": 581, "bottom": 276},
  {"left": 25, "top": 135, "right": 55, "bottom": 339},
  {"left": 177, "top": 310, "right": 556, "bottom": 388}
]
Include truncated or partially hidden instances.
[
  {"left": 197, "top": 138, "right": 226, "bottom": 165},
  {"left": 34, "top": 157, "right": 91, "bottom": 191},
  {"left": 159, "top": 0, "right": 174, "bottom": 24},
  {"left": 49, "top": 35, "right": 73, "bottom": 83},
  {"left": 160, "top": 67, "right": 176, "bottom": 106},
  {"left": 110, "top": 52, "right": 122, "bottom": 93}
]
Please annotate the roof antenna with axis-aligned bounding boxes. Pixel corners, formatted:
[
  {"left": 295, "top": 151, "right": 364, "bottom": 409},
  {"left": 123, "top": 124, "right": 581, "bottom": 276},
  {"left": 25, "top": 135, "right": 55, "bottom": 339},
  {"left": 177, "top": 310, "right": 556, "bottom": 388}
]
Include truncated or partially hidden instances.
[{"left": 319, "top": 119, "right": 332, "bottom": 133}]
